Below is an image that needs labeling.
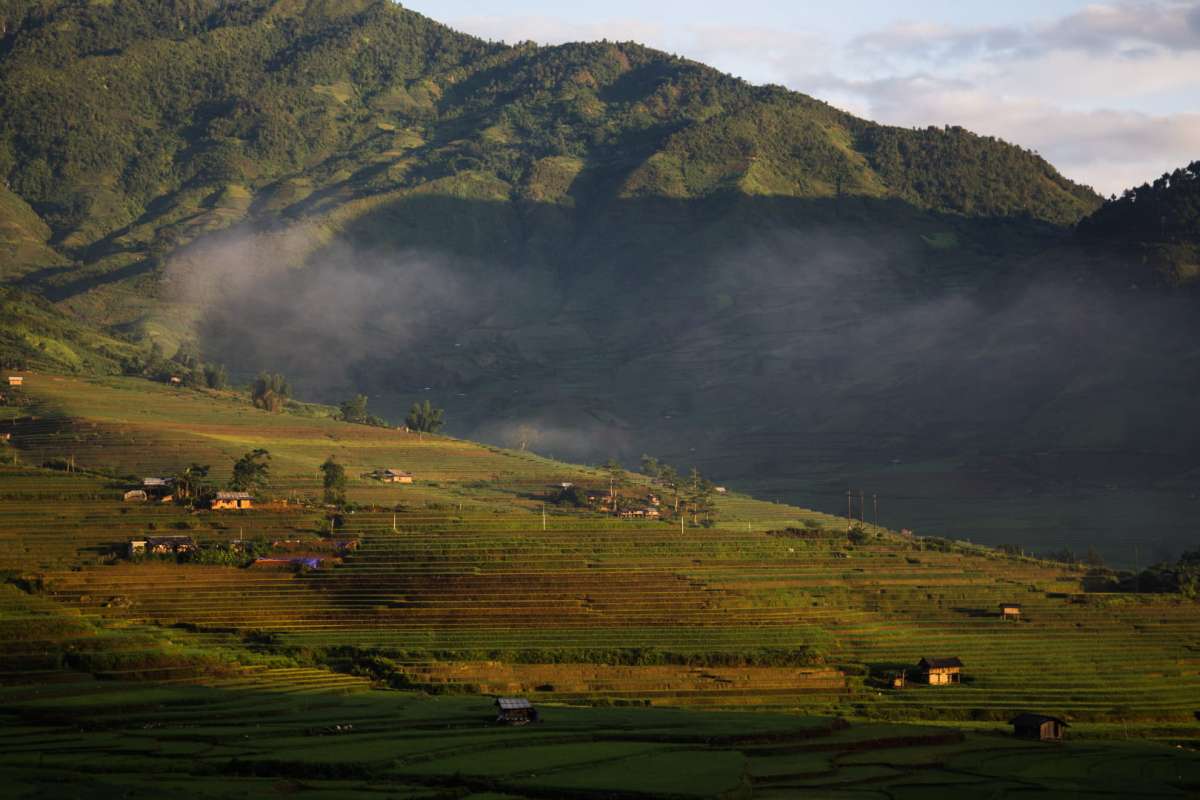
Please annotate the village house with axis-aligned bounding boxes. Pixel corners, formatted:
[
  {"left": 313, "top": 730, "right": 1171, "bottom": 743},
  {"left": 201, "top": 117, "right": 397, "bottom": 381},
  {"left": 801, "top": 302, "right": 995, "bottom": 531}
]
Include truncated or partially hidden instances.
[
  {"left": 372, "top": 468, "right": 413, "bottom": 484},
  {"left": 889, "top": 670, "right": 907, "bottom": 689},
  {"left": 999, "top": 602, "right": 1022, "bottom": 620},
  {"left": 140, "top": 477, "right": 174, "bottom": 502},
  {"left": 123, "top": 489, "right": 149, "bottom": 503},
  {"left": 212, "top": 491, "right": 253, "bottom": 510},
  {"left": 1010, "top": 713, "right": 1068, "bottom": 741},
  {"left": 917, "top": 657, "right": 963, "bottom": 685},
  {"left": 494, "top": 697, "right": 538, "bottom": 726},
  {"left": 7, "top": 376, "right": 23, "bottom": 387}
]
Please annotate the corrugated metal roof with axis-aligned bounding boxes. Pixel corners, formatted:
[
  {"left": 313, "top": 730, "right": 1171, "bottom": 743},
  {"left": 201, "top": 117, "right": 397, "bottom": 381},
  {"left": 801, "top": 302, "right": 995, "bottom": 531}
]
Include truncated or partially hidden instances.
[
  {"left": 919, "top": 657, "right": 963, "bottom": 669},
  {"left": 215, "top": 491, "right": 253, "bottom": 500},
  {"left": 496, "top": 697, "right": 532, "bottom": 710}
]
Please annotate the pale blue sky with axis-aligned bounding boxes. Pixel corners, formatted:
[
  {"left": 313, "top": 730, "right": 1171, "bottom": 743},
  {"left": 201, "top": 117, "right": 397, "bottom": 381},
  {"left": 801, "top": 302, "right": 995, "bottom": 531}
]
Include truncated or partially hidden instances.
[{"left": 404, "top": 1, "right": 1200, "bottom": 194}]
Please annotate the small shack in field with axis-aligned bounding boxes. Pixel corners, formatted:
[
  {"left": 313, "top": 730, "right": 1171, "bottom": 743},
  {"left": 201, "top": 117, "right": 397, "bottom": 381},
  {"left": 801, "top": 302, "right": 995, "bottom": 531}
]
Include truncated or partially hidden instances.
[
  {"left": 918, "top": 657, "right": 963, "bottom": 685},
  {"left": 1010, "top": 713, "right": 1068, "bottom": 741},
  {"left": 888, "top": 670, "right": 907, "bottom": 689},
  {"left": 140, "top": 477, "right": 174, "bottom": 502},
  {"left": 494, "top": 697, "right": 538, "bottom": 726},
  {"left": 372, "top": 469, "right": 413, "bottom": 484},
  {"left": 7, "top": 376, "right": 23, "bottom": 386},
  {"left": 212, "top": 491, "right": 253, "bottom": 510},
  {"left": 123, "top": 489, "right": 149, "bottom": 503},
  {"left": 999, "top": 602, "right": 1022, "bottom": 620}
]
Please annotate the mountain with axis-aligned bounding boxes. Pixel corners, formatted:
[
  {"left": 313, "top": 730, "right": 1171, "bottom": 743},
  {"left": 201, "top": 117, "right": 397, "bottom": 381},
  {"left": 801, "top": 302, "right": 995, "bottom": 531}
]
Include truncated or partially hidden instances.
[
  {"left": 1078, "top": 160, "right": 1200, "bottom": 286},
  {"left": 2, "top": 0, "right": 1198, "bottom": 561}
]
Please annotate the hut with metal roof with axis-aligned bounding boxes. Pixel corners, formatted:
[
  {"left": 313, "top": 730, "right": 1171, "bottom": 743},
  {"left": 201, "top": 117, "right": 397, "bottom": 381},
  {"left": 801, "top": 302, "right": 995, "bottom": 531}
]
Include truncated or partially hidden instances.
[
  {"left": 999, "top": 602, "right": 1022, "bottom": 620},
  {"left": 494, "top": 697, "right": 538, "bottom": 726},
  {"left": 917, "top": 657, "right": 963, "bottom": 685},
  {"left": 212, "top": 491, "right": 253, "bottom": 510},
  {"left": 1010, "top": 713, "right": 1068, "bottom": 741}
]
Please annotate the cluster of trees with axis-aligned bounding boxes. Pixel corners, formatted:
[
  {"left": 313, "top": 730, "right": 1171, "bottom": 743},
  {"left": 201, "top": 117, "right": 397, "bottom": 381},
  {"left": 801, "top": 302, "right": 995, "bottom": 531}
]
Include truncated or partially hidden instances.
[
  {"left": 123, "top": 341, "right": 228, "bottom": 390},
  {"left": 1077, "top": 160, "right": 1200, "bottom": 284},
  {"left": 638, "top": 455, "right": 718, "bottom": 525},
  {"left": 1097, "top": 548, "right": 1200, "bottom": 597},
  {"left": 165, "top": 449, "right": 271, "bottom": 508},
  {"left": 251, "top": 372, "right": 291, "bottom": 412},
  {"left": 405, "top": 400, "right": 444, "bottom": 434}
]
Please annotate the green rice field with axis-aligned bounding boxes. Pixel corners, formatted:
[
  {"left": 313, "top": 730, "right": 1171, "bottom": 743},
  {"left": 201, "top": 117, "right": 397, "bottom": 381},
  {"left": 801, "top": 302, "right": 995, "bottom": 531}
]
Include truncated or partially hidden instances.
[{"left": 2, "top": 373, "right": 1199, "bottom": 797}]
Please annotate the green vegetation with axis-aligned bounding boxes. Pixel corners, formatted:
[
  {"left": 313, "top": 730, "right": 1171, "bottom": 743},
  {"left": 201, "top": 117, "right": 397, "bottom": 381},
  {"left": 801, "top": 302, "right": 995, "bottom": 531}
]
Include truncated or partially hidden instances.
[
  {"left": 229, "top": 448, "right": 271, "bottom": 492},
  {"left": 0, "top": 372, "right": 1198, "bottom": 794},
  {"left": 406, "top": 400, "right": 445, "bottom": 434},
  {"left": 320, "top": 454, "right": 347, "bottom": 506},
  {"left": 1079, "top": 160, "right": 1200, "bottom": 284},
  {"left": 251, "top": 373, "right": 291, "bottom": 413}
]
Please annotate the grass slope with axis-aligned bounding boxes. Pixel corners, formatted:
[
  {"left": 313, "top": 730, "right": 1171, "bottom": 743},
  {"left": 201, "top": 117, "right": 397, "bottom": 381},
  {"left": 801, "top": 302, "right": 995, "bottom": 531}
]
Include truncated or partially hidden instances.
[{"left": 1, "top": 373, "right": 1198, "bottom": 738}]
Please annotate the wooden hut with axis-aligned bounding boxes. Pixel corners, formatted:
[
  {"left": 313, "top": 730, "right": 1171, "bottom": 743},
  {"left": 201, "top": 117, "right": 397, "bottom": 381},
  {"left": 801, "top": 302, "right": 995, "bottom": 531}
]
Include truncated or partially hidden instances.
[
  {"left": 6, "top": 376, "right": 23, "bottom": 387},
  {"left": 212, "top": 491, "right": 253, "bottom": 510},
  {"left": 999, "top": 602, "right": 1022, "bottom": 620},
  {"left": 917, "top": 657, "right": 963, "bottom": 685},
  {"left": 494, "top": 697, "right": 538, "bottom": 726},
  {"left": 1010, "top": 713, "right": 1068, "bottom": 741},
  {"left": 374, "top": 469, "right": 413, "bottom": 484}
]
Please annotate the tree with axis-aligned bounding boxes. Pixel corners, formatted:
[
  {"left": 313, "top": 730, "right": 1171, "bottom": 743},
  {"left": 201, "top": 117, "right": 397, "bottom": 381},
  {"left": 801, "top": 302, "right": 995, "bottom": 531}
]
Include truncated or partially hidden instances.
[
  {"left": 320, "top": 455, "right": 346, "bottom": 506},
  {"left": 230, "top": 449, "right": 270, "bottom": 492},
  {"left": 405, "top": 400, "right": 444, "bottom": 434},
  {"left": 340, "top": 394, "right": 369, "bottom": 424},
  {"left": 173, "top": 462, "right": 210, "bottom": 502},
  {"left": 602, "top": 458, "right": 626, "bottom": 515},
  {"left": 252, "top": 372, "right": 291, "bottom": 412},
  {"left": 639, "top": 454, "right": 661, "bottom": 478},
  {"left": 681, "top": 466, "right": 716, "bottom": 526},
  {"left": 203, "top": 363, "right": 228, "bottom": 390},
  {"left": 511, "top": 423, "right": 540, "bottom": 451}
]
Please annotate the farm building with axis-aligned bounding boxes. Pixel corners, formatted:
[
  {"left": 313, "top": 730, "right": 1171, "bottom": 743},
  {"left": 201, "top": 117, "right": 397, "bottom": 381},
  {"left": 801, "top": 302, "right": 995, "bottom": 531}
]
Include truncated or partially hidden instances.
[
  {"left": 494, "top": 697, "right": 538, "bottom": 726},
  {"left": 888, "top": 671, "right": 907, "bottom": 689},
  {"left": 123, "top": 489, "right": 148, "bottom": 503},
  {"left": 1010, "top": 713, "right": 1068, "bottom": 741},
  {"left": 7, "top": 376, "right": 23, "bottom": 386},
  {"left": 130, "top": 536, "right": 196, "bottom": 556},
  {"left": 917, "top": 657, "right": 963, "bottom": 685},
  {"left": 372, "top": 469, "right": 413, "bottom": 484},
  {"left": 212, "top": 491, "right": 253, "bottom": 510},
  {"left": 999, "top": 602, "right": 1022, "bottom": 620},
  {"left": 140, "top": 477, "right": 174, "bottom": 501}
]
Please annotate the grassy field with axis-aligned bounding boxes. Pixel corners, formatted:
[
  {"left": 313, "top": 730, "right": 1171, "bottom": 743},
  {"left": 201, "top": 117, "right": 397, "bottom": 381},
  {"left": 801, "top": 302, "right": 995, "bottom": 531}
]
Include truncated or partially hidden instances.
[
  {"left": 1, "top": 372, "right": 1199, "bottom": 796},
  {"left": 1, "top": 679, "right": 1197, "bottom": 799}
]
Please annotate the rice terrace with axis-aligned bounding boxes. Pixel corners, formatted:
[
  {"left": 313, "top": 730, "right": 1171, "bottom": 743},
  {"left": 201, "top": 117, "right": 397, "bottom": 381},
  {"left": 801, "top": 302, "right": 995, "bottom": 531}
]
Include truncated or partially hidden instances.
[{"left": 3, "top": 1, "right": 1200, "bottom": 798}]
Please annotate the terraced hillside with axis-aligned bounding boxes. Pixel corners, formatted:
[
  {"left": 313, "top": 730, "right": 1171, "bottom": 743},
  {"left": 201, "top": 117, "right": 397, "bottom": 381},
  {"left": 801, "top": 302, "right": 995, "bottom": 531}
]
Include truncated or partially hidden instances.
[
  {"left": 6, "top": 678, "right": 1198, "bottom": 799},
  {"left": 3, "top": 373, "right": 1199, "bottom": 738}
]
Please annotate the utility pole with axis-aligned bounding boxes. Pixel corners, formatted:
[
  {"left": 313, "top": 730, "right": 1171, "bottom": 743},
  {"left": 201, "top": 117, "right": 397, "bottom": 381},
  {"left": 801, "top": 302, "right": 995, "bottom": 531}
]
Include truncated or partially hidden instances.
[
  {"left": 542, "top": 503, "right": 546, "bottom": 531},
  {"left": 873, "top": 494, "right": 878, "bottom": 530},
  {"left": 392, "top": 513, "right": 397, "bottom": 532},
  {"left": 846, "top": 489, "right": 853, "bottom": 534},
  {"left": 859, "top": 490, "right": 865, "bottom": 526}
]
